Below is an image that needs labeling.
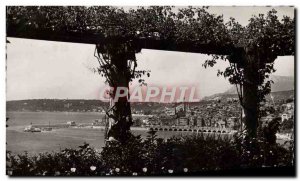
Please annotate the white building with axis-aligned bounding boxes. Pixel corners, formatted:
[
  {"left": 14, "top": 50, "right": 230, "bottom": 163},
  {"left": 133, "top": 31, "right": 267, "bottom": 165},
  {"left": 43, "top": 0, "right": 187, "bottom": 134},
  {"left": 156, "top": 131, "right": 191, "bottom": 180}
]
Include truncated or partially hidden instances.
[{"left": 67, "top": 121, "right": 76, "bottom": 126}]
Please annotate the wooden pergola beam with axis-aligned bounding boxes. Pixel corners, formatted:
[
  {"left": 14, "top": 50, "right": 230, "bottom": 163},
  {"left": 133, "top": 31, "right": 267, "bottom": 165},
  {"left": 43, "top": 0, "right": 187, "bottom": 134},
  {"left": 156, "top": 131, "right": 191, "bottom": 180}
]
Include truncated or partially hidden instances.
[
  {"left": 6, "top": 6, "right": 295, "bottom": 140},
  {"left": 6, "top": 27, "right": 240, "bottom": 55}
]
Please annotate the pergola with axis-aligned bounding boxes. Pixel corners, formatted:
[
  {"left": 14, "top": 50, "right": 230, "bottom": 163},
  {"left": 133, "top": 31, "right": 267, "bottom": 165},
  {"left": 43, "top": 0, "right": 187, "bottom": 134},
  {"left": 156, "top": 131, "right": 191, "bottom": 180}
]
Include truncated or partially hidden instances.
[{"left": 6, "top": 6, "right": 295, "bottom": 141}]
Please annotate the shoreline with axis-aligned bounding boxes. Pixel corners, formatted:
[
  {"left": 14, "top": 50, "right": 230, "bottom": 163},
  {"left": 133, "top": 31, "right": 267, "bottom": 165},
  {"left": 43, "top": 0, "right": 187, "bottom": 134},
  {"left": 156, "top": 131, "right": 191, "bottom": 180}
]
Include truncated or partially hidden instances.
[{"left": 7, "top": 111, "right": 151, "bottom": 116}]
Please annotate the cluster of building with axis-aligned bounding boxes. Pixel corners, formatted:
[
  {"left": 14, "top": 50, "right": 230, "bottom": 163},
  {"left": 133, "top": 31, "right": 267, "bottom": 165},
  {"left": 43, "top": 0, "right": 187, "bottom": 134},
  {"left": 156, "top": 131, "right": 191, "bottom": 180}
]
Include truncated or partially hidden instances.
[
  {"left": 23, "top": 96, "right": 294, "bottom": 133},
  {"left": 260, "top": 100, "right": 294, "bottom": 127},
  {"left": 140, "top": 97, "right": 242, "bottom": 130},
  {"left": 139, "top": 95, "right": 295, "bottom": 132}
]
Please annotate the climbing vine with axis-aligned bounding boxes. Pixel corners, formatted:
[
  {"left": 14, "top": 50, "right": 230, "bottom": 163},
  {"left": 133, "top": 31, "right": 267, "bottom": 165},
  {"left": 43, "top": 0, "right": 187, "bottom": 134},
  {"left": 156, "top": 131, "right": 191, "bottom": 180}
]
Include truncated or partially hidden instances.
[
  {"left": 202, "top": 9, "right": 294, "bottom": 137},
  {"left": 6, "top": 6, "right": 294, "bottom": 140}
]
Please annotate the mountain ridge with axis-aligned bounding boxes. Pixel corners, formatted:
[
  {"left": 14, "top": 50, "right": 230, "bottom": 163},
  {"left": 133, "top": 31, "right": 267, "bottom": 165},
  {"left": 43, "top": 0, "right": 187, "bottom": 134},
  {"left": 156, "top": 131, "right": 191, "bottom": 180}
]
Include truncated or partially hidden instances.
[{"left": 203, "top": 75, "right": 294, "bottom": 100}]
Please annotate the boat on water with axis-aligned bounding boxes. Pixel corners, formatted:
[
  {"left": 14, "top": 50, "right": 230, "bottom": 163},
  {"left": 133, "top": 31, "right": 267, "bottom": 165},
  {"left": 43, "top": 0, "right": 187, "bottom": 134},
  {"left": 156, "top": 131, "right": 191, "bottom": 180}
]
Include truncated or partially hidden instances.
[{"left": 24, "top": 125, "right": 41, "bottom": 132}]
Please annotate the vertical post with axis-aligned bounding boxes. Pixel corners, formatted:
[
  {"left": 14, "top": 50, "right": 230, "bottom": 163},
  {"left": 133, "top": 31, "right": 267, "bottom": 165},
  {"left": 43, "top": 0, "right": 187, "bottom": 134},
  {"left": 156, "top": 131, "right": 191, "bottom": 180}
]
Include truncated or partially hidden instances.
[
  {"left": 243, "top": 55, "right": 259, "bottom": 138},
  {"left": 97, "top": 41, "right": 136, "bottom": 143},
  {"left": 240, "top": 108, "right": 243, "bottom": 132},
  {"left": 106, "top": 51, "right": 133, "bottom": 143}
]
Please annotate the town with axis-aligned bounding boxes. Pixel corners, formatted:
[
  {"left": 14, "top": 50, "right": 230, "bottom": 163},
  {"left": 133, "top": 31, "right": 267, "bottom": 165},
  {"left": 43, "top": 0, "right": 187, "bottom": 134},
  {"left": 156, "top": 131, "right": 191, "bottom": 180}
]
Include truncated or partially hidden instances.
[
  {"left": 19, "top": 90, "right": 294, "bottom": 137},
  {"left": 133, "top": 94, "right": 294, "bottom": 135}
]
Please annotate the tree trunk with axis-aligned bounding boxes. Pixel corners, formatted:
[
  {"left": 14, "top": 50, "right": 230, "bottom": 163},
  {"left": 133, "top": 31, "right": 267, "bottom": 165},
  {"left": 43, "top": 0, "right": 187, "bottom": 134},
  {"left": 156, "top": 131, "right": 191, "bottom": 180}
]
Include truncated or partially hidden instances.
[
  {"left": 105, "top": 50, "right": 133, "bottom": 143},
  {"left": 243, "top": 55, "right": 259, "bottom": 138}
]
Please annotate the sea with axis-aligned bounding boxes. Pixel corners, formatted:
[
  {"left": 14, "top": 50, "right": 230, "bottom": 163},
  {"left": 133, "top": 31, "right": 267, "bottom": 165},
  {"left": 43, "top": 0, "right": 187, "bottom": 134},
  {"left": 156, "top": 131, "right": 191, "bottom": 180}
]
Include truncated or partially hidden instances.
[{"left": 7, "top": 111, "right": 221, "bottom": 154}]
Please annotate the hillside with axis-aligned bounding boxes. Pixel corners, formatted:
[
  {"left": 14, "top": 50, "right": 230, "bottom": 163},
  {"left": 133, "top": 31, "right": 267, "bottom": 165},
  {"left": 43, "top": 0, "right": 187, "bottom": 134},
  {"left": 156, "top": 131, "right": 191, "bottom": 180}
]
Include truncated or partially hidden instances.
[
  {"left": 223, "top": 75, "right": 294, "bottom": 95},
  {"left": 204, "top": 75, "right": 294, "bottom": 100},
  {"left": 6, "top": 99, "right": 109, "bottom": 112},
  {"left": 6, "top": 99, "right": 175, "bottom": 113},
  {"left": 7, "top": 75, "right": 294, "bottom": 112}
]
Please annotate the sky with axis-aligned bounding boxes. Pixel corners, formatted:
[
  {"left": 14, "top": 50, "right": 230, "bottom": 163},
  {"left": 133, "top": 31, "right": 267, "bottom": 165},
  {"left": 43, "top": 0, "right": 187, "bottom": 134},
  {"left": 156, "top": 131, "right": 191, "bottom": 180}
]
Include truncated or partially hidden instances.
[{"left": 6, "top": 6, "right": 295, "bottom": 101}]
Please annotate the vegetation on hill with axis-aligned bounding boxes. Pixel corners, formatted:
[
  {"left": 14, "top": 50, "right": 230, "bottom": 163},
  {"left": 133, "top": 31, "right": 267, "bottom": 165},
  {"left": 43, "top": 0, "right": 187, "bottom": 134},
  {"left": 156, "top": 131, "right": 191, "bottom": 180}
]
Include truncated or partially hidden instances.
[
  {"left": 6, "top": 99, "right": 108, "bottom": 112},
  {"left": 203, "top": 90, "right": 294, "bottom": 102}
]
